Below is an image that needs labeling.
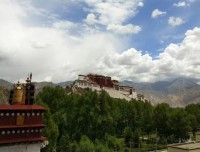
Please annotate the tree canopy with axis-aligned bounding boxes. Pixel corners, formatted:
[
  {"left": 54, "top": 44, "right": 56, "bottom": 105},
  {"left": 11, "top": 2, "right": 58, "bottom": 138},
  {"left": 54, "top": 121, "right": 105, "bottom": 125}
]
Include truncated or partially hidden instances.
[{"left": 36, "top": 86, "right": 200, "bottom": 152}]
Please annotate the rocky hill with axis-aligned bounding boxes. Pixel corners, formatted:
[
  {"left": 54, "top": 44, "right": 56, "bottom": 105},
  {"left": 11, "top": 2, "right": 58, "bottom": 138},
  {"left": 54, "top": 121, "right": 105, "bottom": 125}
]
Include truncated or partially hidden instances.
[
  {"left": 33, "top": 81, "right": 56, "bottom": 94},
  {"left": 0, "top": 79, "right": 13, "bottom": 89},
  {"left": 0, "top": 86, "right": 9, "bottom": 104},
  {"left": 56, "top": 81, "right": 74, "bottom": 87},
  {"left": 0, "top": 79, "right": 12, "bottom": 104},
  {"left": 120, "top": 78, "right": 200, "bottom": 106}
]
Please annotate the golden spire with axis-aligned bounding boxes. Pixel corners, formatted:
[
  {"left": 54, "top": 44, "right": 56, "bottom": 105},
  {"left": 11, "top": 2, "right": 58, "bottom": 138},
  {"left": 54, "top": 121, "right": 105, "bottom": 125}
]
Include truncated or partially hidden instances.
[{"left": 16, "top": 81, "right": 21, "bottom": 90}]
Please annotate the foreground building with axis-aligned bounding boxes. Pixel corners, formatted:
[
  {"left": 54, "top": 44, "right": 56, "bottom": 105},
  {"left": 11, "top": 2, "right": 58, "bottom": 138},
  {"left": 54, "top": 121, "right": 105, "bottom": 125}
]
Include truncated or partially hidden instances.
[
  {"left": 0, "top": 74, "right": 47, "bottom": 152},
  {"left": 74, "top": 74, "right": 145, "bottom": 101}
]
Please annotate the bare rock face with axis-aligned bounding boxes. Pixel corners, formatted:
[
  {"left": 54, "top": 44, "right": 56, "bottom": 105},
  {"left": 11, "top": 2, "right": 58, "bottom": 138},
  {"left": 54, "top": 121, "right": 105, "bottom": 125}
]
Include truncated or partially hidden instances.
[
  {"left": 0, "top": 86, "right": 9, "bottom": 104},
  {"left": 120, "top": 78, "right": 200, "bottom": 106},
  {"left": 33, "top": 82, "right": 56, "bottom": 95},
  {"left": 0, "top": 79, "right": 13, "bottom": 89}
]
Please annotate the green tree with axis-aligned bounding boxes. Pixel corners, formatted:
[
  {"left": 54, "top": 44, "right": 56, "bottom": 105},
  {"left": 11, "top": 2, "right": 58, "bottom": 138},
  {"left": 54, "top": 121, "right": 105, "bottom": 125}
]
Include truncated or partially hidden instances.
[
  {"left": 36, "top": 86, "right": 67, "bottom": 114},
  {"left": 105, "top": 134, "right": 124, "bottom": 151},
  {"left": 76, "top": 135, "right": 95, "bottom": 152},
  {"left": 95, "top": 140, "right": 111, "bottom": 152},
  {"left": 188, "top": 114, "right": 198, "bottom": 137},
  {"left": 36, "top": 86, "right": 184, "bottom": 151},
  {"left": 186, "top": 104, "right": 200, "bottom": 134},
  {"left": 170, "top": 108, "right": 190, "bottom": 142},
  {"left": 124, "top": 127, "right": 133, "bottom": 147},
  {"left": 154, "top": 103, "right": 171, "bottom": 138},
  {"left": 57, "top": 134, "right": 70, "bottom": 152},
  {"left": 37, "top": 100, "right": 59, "bottom": 152},
  {"left": 142, "top": 101, "right": 154, "bottom": 139},
  {"left": 133, "top": 129, "right": 141, "bottom": 148},
  {"left": 185, "top": 104, "right": 200, "bottom": 124}
]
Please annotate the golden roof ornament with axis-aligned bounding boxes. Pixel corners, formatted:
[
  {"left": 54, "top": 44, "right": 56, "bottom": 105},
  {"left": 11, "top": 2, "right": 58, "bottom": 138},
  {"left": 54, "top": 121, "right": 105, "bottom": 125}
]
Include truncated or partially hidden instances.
[
  {"left": 9, "top": 73, "right": 35, "bottom": 105},
  {"left": 16, "top": 81, "right": 21, "bottom": 90}
]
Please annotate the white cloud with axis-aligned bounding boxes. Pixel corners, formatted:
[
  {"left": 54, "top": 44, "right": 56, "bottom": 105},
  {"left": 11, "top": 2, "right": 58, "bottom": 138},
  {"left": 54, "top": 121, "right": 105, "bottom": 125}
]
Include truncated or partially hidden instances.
[
  {"left": 83, "top": 0, "right": 142, "bottom": 34},
  {"left": 98, "top": 27, "right": 200, "bottom": 82},
  {"left": 95, "top": 48, "right": 157, "bottom": 82},
  {"left": 84, "top": 0, "right": 143, "bottom": 25},
  {"left": 174, "top": 0, "right": 196, "bottom": 7},
  {"left": 0, "top": 0, "right": 120, "bottom": 82},
  {"left": 157, "top": 27, "right": 200, "bottom": 80},
  {"left": 174, "top": 1, "right": 186, "bottom": 7},
  {"left": 151, "top": 9, "right": 166, "bottom": 18},
  {"left": 106, "top": 24, "right": 141, "bottom": 34},
  {"left": 1, "top": 0, "right": 200, "bottom": 83},
  {"left": 168, "top": 16, "right": 185, "bottom": 27},
  {"left": 138, "top": 2, "right": 144, "bottom": 7},
  {"left": 85, "top": 13, "right": 97, "bottom": 25},
  {"left": 53, "top": 21, "right": 77, "bottom": 30}
]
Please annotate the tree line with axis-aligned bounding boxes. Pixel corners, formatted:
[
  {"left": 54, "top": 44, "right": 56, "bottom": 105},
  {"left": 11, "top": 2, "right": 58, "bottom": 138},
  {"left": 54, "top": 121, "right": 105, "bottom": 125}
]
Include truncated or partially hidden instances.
[{"left": 36, "top": 86, "right": 200, "bottom": 152}]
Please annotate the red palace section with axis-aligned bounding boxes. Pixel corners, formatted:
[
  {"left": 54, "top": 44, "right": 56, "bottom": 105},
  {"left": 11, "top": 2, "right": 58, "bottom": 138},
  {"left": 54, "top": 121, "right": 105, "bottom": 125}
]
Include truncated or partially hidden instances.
[{"left": 0, "top": 105, "right": 46, "bottom": 145}]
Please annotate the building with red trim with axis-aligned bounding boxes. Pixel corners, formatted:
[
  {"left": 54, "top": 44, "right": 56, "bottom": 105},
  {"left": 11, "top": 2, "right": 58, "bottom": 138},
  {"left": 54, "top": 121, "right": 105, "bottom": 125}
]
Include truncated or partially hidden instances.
[
  {"left": 0, "top": 74, "right": 47, "bottom": 152},
  {"left": 74, "top": 74, "right": 145, "bottom": 101}
]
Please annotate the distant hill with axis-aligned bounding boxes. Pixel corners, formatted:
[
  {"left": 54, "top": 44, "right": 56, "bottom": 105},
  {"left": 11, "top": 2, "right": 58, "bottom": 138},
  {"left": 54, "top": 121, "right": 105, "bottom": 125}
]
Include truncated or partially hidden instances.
[
  {"left": 1, "top": 77, "right": 200, "bottom": 106},
  {"left": 56, "top": 81, "right": 74, "bottom": 87},
  {"left": 33, "top": 81, "right": 56, "bottom": 94},
  {"left": 0, "top": 79, "right": 12, "bottom": 104},
  {"left": 0, "top": 86, "right": 9, "bottom": 104},
  {"left": 0, "top": 79, "right": 13, "bottom": 89},
  {"left": 120, "top": 78, "right": 200, "bottom": 106}
]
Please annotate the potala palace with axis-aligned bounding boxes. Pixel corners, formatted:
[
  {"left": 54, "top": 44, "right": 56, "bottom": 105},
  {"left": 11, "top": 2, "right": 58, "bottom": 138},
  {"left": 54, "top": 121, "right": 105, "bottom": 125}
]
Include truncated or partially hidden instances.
[{"left": 73, "top": 74, "right": 145, "bottom": 101}]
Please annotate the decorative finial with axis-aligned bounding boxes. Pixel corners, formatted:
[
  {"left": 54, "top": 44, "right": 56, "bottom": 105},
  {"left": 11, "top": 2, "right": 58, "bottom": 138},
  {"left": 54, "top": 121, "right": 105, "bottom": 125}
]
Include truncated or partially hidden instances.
[
  {"left": 16, "top": 81, "right": 21, "bottom": 89},
  {"left": 26, "top": 73, "right": 31, "bottom": 84},
  {"left": 30, "top": 72, "right": 32, "bottom": 81}
]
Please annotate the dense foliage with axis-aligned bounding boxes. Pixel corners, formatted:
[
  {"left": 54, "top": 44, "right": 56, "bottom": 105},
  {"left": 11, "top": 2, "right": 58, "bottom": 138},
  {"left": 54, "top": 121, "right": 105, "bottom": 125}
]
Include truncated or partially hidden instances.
[{"left": 36, "top": 86, "right": 200, "bottom": 152}]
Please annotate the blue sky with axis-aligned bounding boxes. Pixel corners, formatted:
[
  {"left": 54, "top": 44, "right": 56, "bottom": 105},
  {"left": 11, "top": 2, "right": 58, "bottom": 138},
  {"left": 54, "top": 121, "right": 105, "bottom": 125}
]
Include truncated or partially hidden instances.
[
  {"left": 0, "top": 0, "right": 200, "bottom": 83},
  {"left": 26, "top": 0, "right": 200, "bottom": 57}
]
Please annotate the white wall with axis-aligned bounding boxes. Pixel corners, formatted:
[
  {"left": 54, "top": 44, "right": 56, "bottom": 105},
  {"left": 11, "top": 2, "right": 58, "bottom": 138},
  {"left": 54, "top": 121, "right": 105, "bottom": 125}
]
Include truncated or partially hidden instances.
[
  {"left": 196, "top": 134, "right": 200, "bottom": 141},
  {"left": 78, "top": 75, "right": 85, "bottom": 80},
  {"left": 130, "top": 92, "right": 137, "bottom": 99},
  {"left": 0, "top": 143, "right": 41, "bottom": 152}
]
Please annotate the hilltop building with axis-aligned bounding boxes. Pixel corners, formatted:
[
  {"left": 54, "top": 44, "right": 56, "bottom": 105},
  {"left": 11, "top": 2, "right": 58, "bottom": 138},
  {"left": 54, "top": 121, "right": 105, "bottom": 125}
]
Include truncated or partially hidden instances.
[
  {"left": 74, "top": 74, "right": 145, "bottom": 101},
  {"left": 0, "top": 74, "right": 48, "bottom": 152}
]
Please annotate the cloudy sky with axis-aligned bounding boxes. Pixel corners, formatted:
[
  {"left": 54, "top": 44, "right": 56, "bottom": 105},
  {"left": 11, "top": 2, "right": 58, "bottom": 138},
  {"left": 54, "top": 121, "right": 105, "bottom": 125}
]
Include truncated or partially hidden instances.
[{"left": 0, "top": 0, "right": 200, "bottom": 83}]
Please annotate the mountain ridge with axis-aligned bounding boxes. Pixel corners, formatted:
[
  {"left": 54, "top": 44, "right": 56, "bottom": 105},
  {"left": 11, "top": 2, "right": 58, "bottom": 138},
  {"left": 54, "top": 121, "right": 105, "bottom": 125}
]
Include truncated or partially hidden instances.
[
  {"left": 120, "top": 77, "right": 200, "bottom": 106},
  {"left": 1, "top": 77, "right": 199, "bottom": 106}
]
